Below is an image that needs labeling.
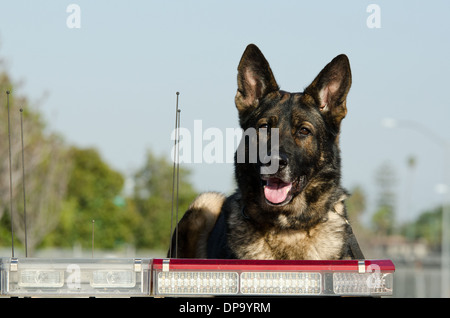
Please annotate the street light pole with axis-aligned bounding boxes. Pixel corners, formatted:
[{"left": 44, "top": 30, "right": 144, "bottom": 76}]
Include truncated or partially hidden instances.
[
  {"left": 442, "top": 147, "right": 450, "bottom": 298},
  {"left": 382, "top": 118, "right": 450, "bottom": 298}
]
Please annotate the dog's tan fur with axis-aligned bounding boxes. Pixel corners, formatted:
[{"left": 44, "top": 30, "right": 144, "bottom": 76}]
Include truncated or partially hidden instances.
[{"left": 169, "top": 192, "right": 225, "bottom": 258}]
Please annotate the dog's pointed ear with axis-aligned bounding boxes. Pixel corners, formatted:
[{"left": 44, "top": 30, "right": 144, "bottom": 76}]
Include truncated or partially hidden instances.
[
  {"left": 235, "top": 44, "right": 279, "bottom": 122},
  {"left": 305, "top": 54, "right": 351, "bottom": 128}
]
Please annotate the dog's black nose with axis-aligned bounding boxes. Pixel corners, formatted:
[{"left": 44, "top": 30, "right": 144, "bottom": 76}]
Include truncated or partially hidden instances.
[
  {"left": 275, "top": 153, "right": 289, "bottom": 168},
  {"left": 261, "top": 152, "right": 289, "bottom": 171}
]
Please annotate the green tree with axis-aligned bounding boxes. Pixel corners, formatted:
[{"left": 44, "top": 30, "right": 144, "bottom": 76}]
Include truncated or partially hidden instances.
[
  {"left": 42, "top": 147, "right": 141, "bottom": 250},
  {"left": 372, "top": 206, "right": 396, "bottom": 236},
  {"left": 401, "top": 205, "right": 443, "bottom": 250},
  {"left": 0, "top": 71, "right": 72, "bottom": 255},
  {"left": 371, "top": 162, "right": 397, "bottom": 236},
  {"left": 346, "top": 185, "right": 372, "bottom": 254},
  {"left": 346, "top": 185, "right": 366, "bottom": 226},
  {"left": 132, "top": 150, "right": 198, "bottom": 251}
]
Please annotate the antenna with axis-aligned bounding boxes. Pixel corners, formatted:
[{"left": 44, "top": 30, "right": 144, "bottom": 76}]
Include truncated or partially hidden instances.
[
  {"left": 6, "top": 90, "right": 15, "bottom": 258},
  {"left": 175, "top": 107, "right": 181, "bottom": 257},
  {"left": 20, "top": 108, "right": 28, "bottom": 257},
  {"left": 92, "top": 220, "right": 95, "bottom": 258},
  {"left": 169, "top": 92, "right": 181, "bottom": 258}
]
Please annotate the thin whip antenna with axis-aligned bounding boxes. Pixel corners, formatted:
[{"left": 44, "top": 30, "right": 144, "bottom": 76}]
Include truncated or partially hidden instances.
[
  {"left": 92, "top": 220, "right": 95, "bottom": 258},
  {"left": 175, "top": 107, "right": 181, "bottom": 258},
  {"left": 6, "top": 90, "right": 15, "bottom": 258},
  {"left": 20, "top": 108, "right": 28, "bottom": 257},
  {"left": 169, "top": 92, "right": 180, "bottom": 258}
]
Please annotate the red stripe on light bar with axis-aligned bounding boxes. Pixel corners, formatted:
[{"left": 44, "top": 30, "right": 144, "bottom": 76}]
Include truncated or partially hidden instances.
[{"left": 152, "top": 259, "right": 395, "bottom": 272}]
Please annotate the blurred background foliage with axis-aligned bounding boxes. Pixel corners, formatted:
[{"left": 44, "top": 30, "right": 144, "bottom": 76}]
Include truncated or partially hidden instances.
[{"left": 0, "top": 66, "right": 198, "bottom": 255}]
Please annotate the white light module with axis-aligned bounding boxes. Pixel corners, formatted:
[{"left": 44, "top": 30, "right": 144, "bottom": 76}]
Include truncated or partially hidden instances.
[
  {"left": 19, "top": 270, "right": 65, "bottom": 288},
  {"left": 240, "top": 272, "right": 321, "bottom": 295},
  {"left": 157, "top": 271, "right": 239, "bottom": 295}
]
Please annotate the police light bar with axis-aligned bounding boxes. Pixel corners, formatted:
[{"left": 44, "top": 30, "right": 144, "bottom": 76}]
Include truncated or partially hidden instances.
[
  {"left": 0, "top": 257, "right": 394, "bottom": 297},
  {"left": 0, "top": 257, "right": 151, "bottom": 297},
  {"left": 153, "top": 258, "right": 395, "bottom": 297}
]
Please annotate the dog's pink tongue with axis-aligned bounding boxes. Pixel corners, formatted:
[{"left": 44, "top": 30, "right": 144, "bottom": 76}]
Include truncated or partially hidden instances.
[{"left": 264, "top": 179, "right": 292, "bottom": 204}]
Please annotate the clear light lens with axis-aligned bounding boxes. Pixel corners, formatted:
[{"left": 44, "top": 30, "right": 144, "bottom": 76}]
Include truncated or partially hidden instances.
[
  {"left": 157, "top": 271, "right": 239, "bottom": 295},
  {"left": 19, "top": 270, "right": 64, "bottom": 288},
  {"left": 91, "top": 270, "right": 136, "bottom": 288},
  {"left": 2, "top": 258, "right": 151, "bottom": 297},
  {"left": 240, "top": 272, "right": 321, "bottom": 295},
  {"left": 333, "top": 272, "right": 393, "bottom": 295}
]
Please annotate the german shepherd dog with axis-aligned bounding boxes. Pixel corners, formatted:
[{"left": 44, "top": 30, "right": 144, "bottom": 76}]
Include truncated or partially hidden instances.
[{"left": 168, "top": 44, "right": 363, "bottom": 260}]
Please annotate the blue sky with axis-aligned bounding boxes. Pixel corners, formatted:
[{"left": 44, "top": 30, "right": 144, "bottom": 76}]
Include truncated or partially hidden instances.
[{"left": 1, "top": 0, "right": 449, "bottom": 224}]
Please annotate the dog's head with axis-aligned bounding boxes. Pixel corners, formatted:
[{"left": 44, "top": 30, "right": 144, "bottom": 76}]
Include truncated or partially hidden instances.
[{"left": 234, "top": 44, "right": 351, "bottom": 226}]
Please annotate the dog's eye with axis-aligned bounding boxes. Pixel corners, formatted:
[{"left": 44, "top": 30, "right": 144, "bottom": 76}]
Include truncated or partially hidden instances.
[
  {"left": 259, "top": 123, "right": 269, "bottom": 130},
  {"left": 298, "top": 127, "right": 311, "bottom": 136}
]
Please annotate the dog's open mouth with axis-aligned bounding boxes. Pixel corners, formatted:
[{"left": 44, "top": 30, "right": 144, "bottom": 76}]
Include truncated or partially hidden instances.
[{"left": 261, "top": 176, "right": 306, "bottom": 206}]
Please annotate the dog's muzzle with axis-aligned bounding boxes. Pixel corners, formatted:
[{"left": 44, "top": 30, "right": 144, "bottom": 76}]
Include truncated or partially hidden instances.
[{"left": 260, "top": 153, "right": 306, "bottom": 206}]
